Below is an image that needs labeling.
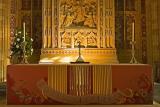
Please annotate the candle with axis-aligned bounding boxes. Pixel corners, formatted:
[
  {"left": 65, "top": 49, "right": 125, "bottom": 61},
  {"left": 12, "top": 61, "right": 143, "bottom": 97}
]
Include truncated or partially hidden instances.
[
  {"left": 132, "top": 22, "right": 135, "bottom": 42},
  {"left": 23, "top": 22, "right": 25, "bottom": 42}
]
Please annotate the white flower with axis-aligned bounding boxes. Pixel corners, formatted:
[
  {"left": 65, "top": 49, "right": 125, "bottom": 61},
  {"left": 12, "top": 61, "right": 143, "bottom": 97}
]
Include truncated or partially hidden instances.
[
  {"left": 18, "top": 31, "right": 21, "bottom": 34},
  {"left": 31, "top": 38, "right": 33, "bottom": 42},
  {"left": 31, "top": 48, "right": 33, "bottom": 52},
  {"left": 10, "top": 51, "right": 13, "bottom": 54},
  {"left": 17, "top": 38, "right": 20, "bottom": 41},
  {"left": 16, "top": 45, "right": 19, "bottom": 48},
  {"left": 15, "top": 33, "right": 18, "bottom": 36}
]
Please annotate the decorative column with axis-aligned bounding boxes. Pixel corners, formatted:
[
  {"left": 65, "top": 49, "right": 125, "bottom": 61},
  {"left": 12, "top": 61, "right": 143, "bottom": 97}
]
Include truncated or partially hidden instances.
[
  {"left": 146, "top": 0, "right": 160, "bottom": 81},
  {"left": 146, "top": 0, "right": 159, "bottom": 64},
  {"left": 47, "top": 0, "right": 52, "bottom": 48},
  {"left": 141, "top": 0, "right": 147, "bottom": 63},
  {"left": 51, "top": 0, "right": 56, "bottom": 48},
  {"left": 42, "top": 0, "right": 47, "bottom": 48},
  {"left": 158, "top": 0, "right": 160, "bottom": 62},
  {"left": 43, "top": 0, "right": 58, "bottom": 49},
  {"left": 100, "top": 0, "right": 115, "bottom": 48},
  {"left": 0, "top": 0, "right": 10, "bottom": 82},
  {"left": 102, "top": 0, "right": 106, "bottom": 48},
  {"left": 97, "top": 0, "right": 100, "bottom": 48},
  {"left": 42, "top": 0, "right": 52, "bottom": 48},
  {"left": 105, "top": 0, "right": 115, "bottom": 48}
]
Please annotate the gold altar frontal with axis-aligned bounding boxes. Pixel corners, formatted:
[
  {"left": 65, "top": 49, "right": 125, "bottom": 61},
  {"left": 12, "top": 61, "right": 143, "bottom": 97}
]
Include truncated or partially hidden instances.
[{"left": 40, "top": 48, "right": 118, "bottom": 64}]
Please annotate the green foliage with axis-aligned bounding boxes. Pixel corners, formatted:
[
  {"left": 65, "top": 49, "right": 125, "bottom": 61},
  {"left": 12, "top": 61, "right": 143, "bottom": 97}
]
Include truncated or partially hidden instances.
[{"left": 10, "top": 28, "right": 33, "bottom": 57}]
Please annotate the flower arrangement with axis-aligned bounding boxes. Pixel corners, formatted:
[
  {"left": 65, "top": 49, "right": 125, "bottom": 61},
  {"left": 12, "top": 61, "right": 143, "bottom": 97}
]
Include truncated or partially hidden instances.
[{"left": 10, "top": 29, "right": 33, "bottom": 59}]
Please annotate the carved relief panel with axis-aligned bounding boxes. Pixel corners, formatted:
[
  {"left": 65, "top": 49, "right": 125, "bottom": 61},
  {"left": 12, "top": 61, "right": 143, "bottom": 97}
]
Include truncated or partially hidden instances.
[
  {"left": 59, "top": 0, "right": 98, "bottom": 48},
  {"left": 59, "top": 0, "right": 97, "bottom": 29},
  {"left": 43, "top": 0, "right": 115, "bottom": 49}
]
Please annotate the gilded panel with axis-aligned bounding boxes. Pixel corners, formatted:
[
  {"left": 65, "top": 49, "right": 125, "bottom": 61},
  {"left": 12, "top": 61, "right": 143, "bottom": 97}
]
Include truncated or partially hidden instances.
[{"left": 59, "top": 0, "right": 97, "bottom": 29}]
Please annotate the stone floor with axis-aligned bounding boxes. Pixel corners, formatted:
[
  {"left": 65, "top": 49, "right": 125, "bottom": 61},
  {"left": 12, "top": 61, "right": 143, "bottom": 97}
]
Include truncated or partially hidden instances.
[
  {"left": 0, "top": 82, "right": 160, "bottom": 106},
  {"left": 154, "top": 82, "right": 160, "bottom": 104}
]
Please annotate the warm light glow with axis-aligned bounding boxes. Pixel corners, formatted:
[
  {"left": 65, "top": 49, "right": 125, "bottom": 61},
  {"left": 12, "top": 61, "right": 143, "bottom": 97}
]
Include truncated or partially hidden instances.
[
  {"left": 51, "top": 56, "right": 60, "bottom": 60},
  {"left": 60, "top": 57, "right": 71, "bottom": 63},
  {"left": 39, "top": 58, "right": 53, "bottom": 64}
]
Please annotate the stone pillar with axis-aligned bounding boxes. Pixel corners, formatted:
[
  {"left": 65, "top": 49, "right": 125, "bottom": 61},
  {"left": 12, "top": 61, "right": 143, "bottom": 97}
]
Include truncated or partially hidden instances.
[
  {"left": 97, "top": 0, "right": 100, "bottom": 48},
  {"left": 101, "top": 0, "right": 115, "bottom": 48},
  {"left": 42, "top": 0, "right": 47, "bottom": 48},
  {"left": 43, "top": 0, "right": 59, "bottom": 49},
  {"left": 105, "top": 0, "right": 115, "bottom": 48},
  {"left": 146, "top": 0, "right": 160, "bottom": 81},
  {"left": 51, "top": 0, "right": 56, "bottom": 48},
  {"left": 146, "top": 0, "right": 159, "bottom": 64},
  {"left": 102, "top": 0, "right": 106, "bottom": 48},
  {"left": 47, "top": 0, "right": 52, "bottom": 48},
  {"left": 42, "top": 0, "right": 53, "bottom": 48},
  {"left": 0, "top": 0, "right": 10, "bottom": 82},
  {"left": 158, "top": 0, "right": 160, "bottom": 61}
]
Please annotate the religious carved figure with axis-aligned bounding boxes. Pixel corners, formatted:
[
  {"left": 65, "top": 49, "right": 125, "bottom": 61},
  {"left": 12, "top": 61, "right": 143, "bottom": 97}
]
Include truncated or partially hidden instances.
[
  {"left": 87, "top": 32, "right": 97, "bottom": 47},
  {"left": 60, "top": 0, "right": 97, "bottom": 28},
  {"left": 61, "top": 32, "right": 71, "bottom": 48},
  {"left": 74, "top": 32, "right": 85, "bottom": 47},
  {"left": 41, "top": 0, "right": 118, "bottom": 64}
]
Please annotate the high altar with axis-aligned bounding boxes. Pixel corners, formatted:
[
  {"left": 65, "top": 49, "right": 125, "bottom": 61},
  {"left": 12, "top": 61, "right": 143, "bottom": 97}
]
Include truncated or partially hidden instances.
[
  {"left": 40, "top": 0, "right": 118, "bottom": 64},
  {"left": 6, "top": 0, "right": 153, "bottom": 105}
]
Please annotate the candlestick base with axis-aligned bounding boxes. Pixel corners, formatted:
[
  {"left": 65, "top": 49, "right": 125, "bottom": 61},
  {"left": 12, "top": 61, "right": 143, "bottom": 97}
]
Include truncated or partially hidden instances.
[
  {"left": 130, "top": 41, "right": 139, "bottom": 64},
  {"left": 70, "top": 56, "right": 90, "bottom": 64},
  {"left": 76, "top": 56, "right": 85, "bottom": 63},
  {"left": 130, "top": 56, "right": 138, "bottom": 64}
]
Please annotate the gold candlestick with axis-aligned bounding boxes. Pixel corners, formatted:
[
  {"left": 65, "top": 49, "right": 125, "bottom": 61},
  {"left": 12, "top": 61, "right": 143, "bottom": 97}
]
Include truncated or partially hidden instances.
[
  {"left": 21, "top": 22, "right": 28, "bottom": 64},
  {"left": 132, "top": 22, "right": 135, "bottom": 42},
  {"left": 130, "top": 21, "right": 138, "bottom": 64},
  {"left": 130, "top": 41, "right": 138, "bottom": 64}
]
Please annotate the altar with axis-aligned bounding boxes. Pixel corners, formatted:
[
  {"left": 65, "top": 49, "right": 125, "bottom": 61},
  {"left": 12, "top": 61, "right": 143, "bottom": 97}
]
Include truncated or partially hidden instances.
[{"left": 7, "top": 64, "right": 153, "bottom": 105}]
